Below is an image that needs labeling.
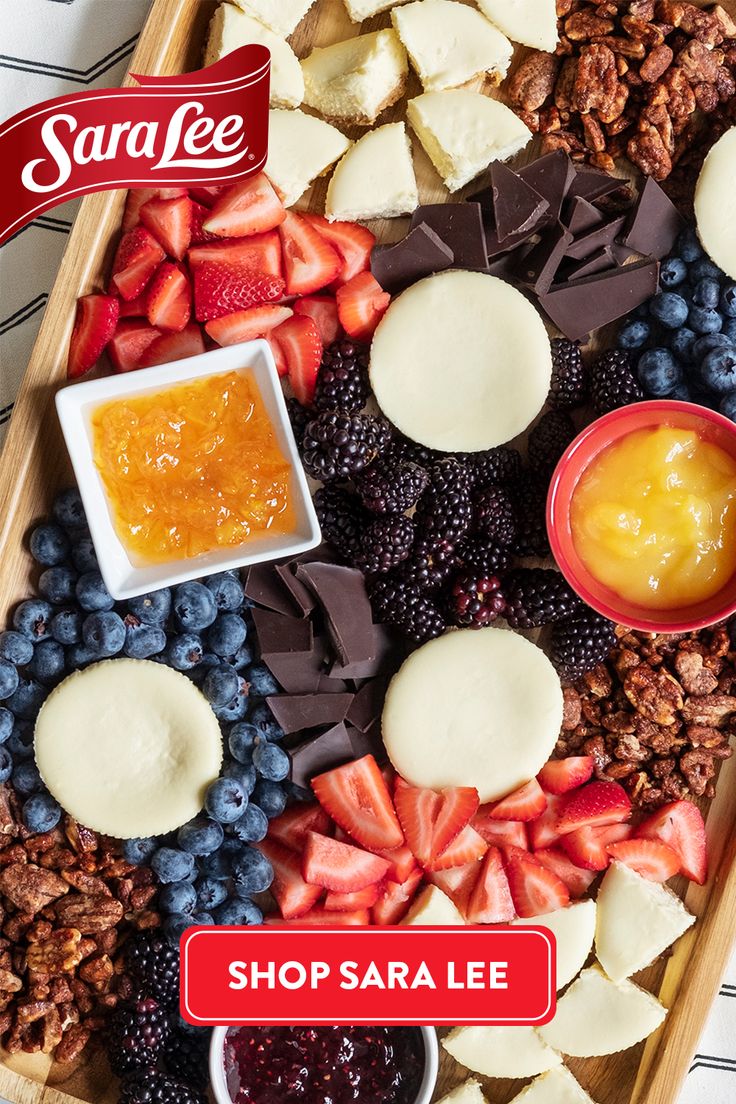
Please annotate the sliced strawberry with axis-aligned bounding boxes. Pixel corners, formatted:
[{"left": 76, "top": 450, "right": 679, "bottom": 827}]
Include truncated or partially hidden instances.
[
  {"left": 427, "top": 825, "right": 488, "bottom": 871},
  {"left": 556, "top": 781, "right": 631, "bottom": 836},
  {"left": 528, "top": 794, "right": 567, "bottom": 851},
  {"left": 268, "top": 803, "right": 331, "bottom": 852},
  {"left": 189, "top": 230, "right": 283, "bottom": 277},
  {"left": 122, "top": 187, "right": 186, "bottom": 232},
  {"left": 504, "top": 847, "right": 570, "bottom": 918},
  {"left": 293, "top": 296, "right": 341, "bottom": 345},
  {"left": 67, "top": 294, "right": 119, "bottom": 378},
  {"left": 206, "top": 305, "right": 293, "bottom": 347},
  {"left": 538, "top": 756, "right": 595, "bottom": 795},
  {"left": 267, "top": 336, "right": 288, "bottom": 378},
  {"left": 335, "top": 272, "right": 390, "bottom": 342},
  {"left": 279, "top": 210, "right": 342, "bottom": 295},
  {"left": 146, "top": 262, "right": 191, "bottom": 332},
  {"left": 269, "top": 908, "right": 371, "bottom": 926},
  {"left": 140, "top": 195, "right": 193, "bottom": 261},
  {"left": 302, "top": 213, "right": 375, "bottom": 286},
  {"left": 204, "top": 174, "right": 286, "bottom": 238},
  {"left": 607, "top": 838, "right": 681, "bottom": 882},
  {"left": 324, "top": 883, "right": 382, "bottom": 912},
  {"left": 560, "top": 822, "right": 632, "bottom": 871},
  {"left": 302, "top": 832, "right": 391, "bottom": 892},
  {"left": 428, "top": 861, "right": 482, "bottom": 918},
  {"left": 311, "top": 755, "right": 404, "bottom": 851},
  {"left": 466, "top": 846, "right": 516, "bottom": 924},
  {"left": 118, "top": 293, "right": 148, "bottom": 318},
  {"left": 272, "top": 315, "right": 322, "bottom": 406},
  {"left": 372, "top": 868, "right": 423, "bottom": 925},
  {"left": 108, "top": 320, "right": 162, "bottom": 373},
  {"left": 138, "top": 324, "right": 205, "bottom": 368},
  {"left": 533, "top": 847, "right": 597, "bottom": 897},
  {"left": 636, "top": 800, "right": 707, "bottom": 885},
  {"left": 370, "top": 844, "right": 417, "bottom": 885},
  {"left": 432, "top": 788, "right": 480, "bottom": 857},
  {"left": 471, "top": 811, "right": 528, "bottom": 852},
  {"left": 193, "top": 262, "right": 285, "bottom": 322},
  {"left": 111, "top": 227, "right": 166, "bottom": 301},
  {"left": 488, "top": 779, "right": 547, "bottom": 823},
  {"left": 257, "top": 837, "right": 323, "bottom": 919},
  {"left": 188, "top": 184, "right": 229, "bottom": 206},
  {"left": 394, "top": 785, "right": 442, "bottom": 868},
  {"left": 190, "top": 201, "right": 221, "bottom": 247}
]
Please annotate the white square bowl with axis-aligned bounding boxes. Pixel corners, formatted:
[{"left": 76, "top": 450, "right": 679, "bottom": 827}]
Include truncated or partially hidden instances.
[{"left": 56, "top": 340, "right": 321, "bottom": 600}]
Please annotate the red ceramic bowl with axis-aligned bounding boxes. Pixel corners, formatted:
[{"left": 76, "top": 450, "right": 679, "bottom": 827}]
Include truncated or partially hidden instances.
[{"left": 547, "top": 400, "right": 736, "bottom": 633}]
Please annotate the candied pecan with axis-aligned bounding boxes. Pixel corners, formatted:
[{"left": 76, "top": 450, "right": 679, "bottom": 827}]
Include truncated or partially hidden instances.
[
  {"left": 63, "top": 819, "right": 98, "bottom": 855},
  {"left": 557, "top": 0, "right": 575, "bottom": 14},
  {"left": 641, "top": 43, "right": 674, "bottom": 80},
  {"left": 661, "top": 66, "right": 697, "bottom": 117},
  {"left": 562, "top": 687, "right": 582, "bottom": 730},
  {"left": 567, "top": 10, "right": 616, "bottom": 38},
  {"left": 677, "top": 39, "right": 721, "bottom": 82},
  {"left": 676, "top": 5, "right": 724, "bottom": 46},
  {"left": 79, "top": 954, "right": 114, "bottom": 992},
  {"left": 54, "top": 1022, "right": 91, "bottom": 1063},
  {"left": 41, "top": 1006, "right": 63, "bottom": 1054},
  {"left": 0, "top": 864, "right": 68, "bottom": 916},
  {"left": 0, "top": 787, "right": 19, "bottom": 839},
  {"left": 680, "top": 749, "right": 717, "bottom": 795},
  {"left": 540, "top": 106, "right": 563, "bottom": 133},
  {"left": 584, "top": 663, "right": 614, "bottom": 697},
  {"left": 614, "top": 733, "right": 651, "bottom": 761},
  {"left": 629, "top": 0, "right": 655, "bottom": 17},
  {"left": 0, "top": 970, "right": 22, "bottom": 994},
  {"left": 509, "top": 52, "right": 561, "bottom": 111},
  {"left": 17, "top": 1000, "right": 55, "bottom": 1025},
  {"left": 628, "top": 125, "right": 672, "bottom": 178},
  {"left": 27, "top": 920, "right": 54, "bottom": 945},
  {"left": 131, "top": 909, "right": 160, "bottom": 931},
  {"left": 583, "top": 734, "right": 613, "bottom": 775},
  {"left": 712, "top": 4, "right": 736, "bottom": 37},
  {"left": 53, "top": 894, "right": 123, "bottom": 934},
  {"left": 555, "top": 57, "right": 580, "bottom": 110},
  {"left": 518, "top": 110, "right": 541, "bottom": 133},
  {"left": 595, "top": 34, "right": 647, "bottom": 58},
  {"left": 129, "top": 885, "right": 157, "bottom": 912},
  {"left": 574, "top": 42, "right": 620, "bottom": 112},
  {"left": 27, "top": 928, "right": 83, "bottom": 975},
  {"left": 643, "top": 101, "right": 674, "bottom": 152},
  {"left": 542, "top": 131, "right": 586, "bottom": 155},
  {"left": 674, "top": 651, "right": 720, "bottom": 695},
  {"left": 603, "top": 761, "right": 638, "bottom": 779},
  {"left": 681, "top": 694, "right": 736, "bottom": 726},
  {"left": 624, "top": 666, "right": 684, "bottom": 723},
  {"left": 61, "top": 870, "right": 111, "bottom": 897},
  {"left": 622, "top": 13, "right": 666, "bottom": 44},
  {"left": 0, "top": 845, "right": 28, "bottom": 868},
  {"left": 613, "top": 649, "right": 640, "bottom": 678},
  {"left": 582, "top": 112, "right": 607, "bottom": 150},
  {"left": 49, "top": 977, "right": 73, "bottom": 1004},
  {"left": 39, "top": 848, "right": 76, "bottom": 871},
  {"left": 715, "top": 66, "right": 736, "bottom": 102},
  {"left": 602, "top": 711, "right": 637, "bottom": 734}
]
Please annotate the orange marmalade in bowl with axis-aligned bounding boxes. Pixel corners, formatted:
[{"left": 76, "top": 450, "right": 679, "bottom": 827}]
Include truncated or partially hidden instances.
[{"left": 92, "top": 370, "right": 295, "bottom": 563}]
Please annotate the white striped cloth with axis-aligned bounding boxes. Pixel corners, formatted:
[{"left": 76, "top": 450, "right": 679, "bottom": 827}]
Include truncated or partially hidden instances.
[{"left": 0, "top": 3, "right": 734, "bottom": 1102}]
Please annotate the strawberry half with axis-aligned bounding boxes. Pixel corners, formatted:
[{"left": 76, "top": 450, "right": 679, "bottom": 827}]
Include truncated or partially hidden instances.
[
  {"left": 372, "top": 868, "right": 423, "bottom": 925},
  {"left": 122, "top": 187, "right": 186, "bottom": 232},
  {"left": 302, "top": 213, "right": 376, "bottom": 286},
  {"left": 560, "top": 822, "right": 632, "bottom": 871},
  {"left": 471, "top": 811, "right": 528, "bottom": 852},
  {"left": 533, "top": 847, "right": 597, "bottom": 897},
  {"left": 302, "top": 832, "right": 391, "bottom": 892},
  {"left": 67, "top": 294, "right": 119, "bottom": 378},
  {"left": 432, "top": 788, "right": 481, "bottom": 857},
  {"left": 205, "top": 305, "right": 293, "bottom": 347},
  {"left": 138, "top": 324, "right": 205, "bottom": 368},
  {"left": 193, "top": 262, "right": 285, "bottom": 322},
  {"left": 267, "top": 802, "right": 331, "bottom": 852},
  {"left": 293, "top": 296, "right": 341, "bottom": 345},
  {"left": 111, "top": 227, "right": 165, "bottom": 301},
  {"left": 635, "top": 800, "right": 707, "bottom": 884},
  {"left": 607, "top": 838, "right": 681, "bottom": 882},
  {"left": 504, "top": 847, "right": 570, "bottom": 918},
  {"left": 146, "top": 262, "right": 191, "bottom": 332},
  {"left": 324, "top": 883, "right": 382, "bottom": 912},
  {"left": 538, "top": 756, "right": 595, "bottom": 795},
  {"left": 466, "top": 846, "right": 516, "bottom": 924},
  {"left": 203, "top": 174, "right": 286, "bottom": 238},
  {"left": 556, "top": 781, "right": 631, "bottom": 836},
  {"left": 488, "top": 779, "right": 547, "bottom": 822},
  {"left": 428, "top": 862, "right": 481, "bottom": 919},
  {"left": 188, "top": 184, "right": 229, "bottom": 206},
  {"left": 370, "top": 844, "right": 417, "bottom": 884},
  {"left": 311, "top": 754, "right": 404, "bottom": 852},
  {"left": 527, "top": 794, "right": 566, "bottom": 851},
  {"left": 140, "top": 195, "right": 193, "bottom": 261},
  {"left": 118, "top": 293, "right": 148, "bottom": 319},
  {"left": 271, "top": 315, "right": 323, "bottom": 406},
  {"left": 188, "top": 231, "right": 283, "bottom": 278},
  {"left": 336, "top": 272, "right": 390, "bottom": 341},
  {"left": 190, "top": 201, "right": 222, "bottom": 247},
  {"left": 394, "top": 784, "right": 441, "bottom": 868},
  {"left": 257, "top": 837, "right": 323, "bottom": 919},
  {"left": 271, "top": 908, "right": 371, "bottom": 926},
  {"left": 279, "top": 210, "right": 342, "bottom": 295},
  {"left": 427, "top": 825, "right": 487, "bottom": 871},
  {"left": 108, "top": 320, "right": 162, "bottom": 373}
]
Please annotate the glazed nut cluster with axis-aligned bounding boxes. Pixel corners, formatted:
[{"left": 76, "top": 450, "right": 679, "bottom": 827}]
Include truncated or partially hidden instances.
[
  {"left": 557, "top": 625, "right": 736, "bottom": 807},
  {"left": 0, "top": 788, "right": 158, "bottom": 1061},
  {"left": 509, "top": 0, "right": 736, "bottom": 179}
]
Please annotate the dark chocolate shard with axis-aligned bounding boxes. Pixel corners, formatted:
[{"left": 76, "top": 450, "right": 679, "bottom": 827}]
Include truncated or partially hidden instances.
[
  {"left": 410, "top": 203, "right": 488, "bottom": 271},
  {"left": 621, "top": 176, "right": 685, "bottom": 261},
  {"left": 567, "top": 166, "right": 626, "bottom": 203},
  {"left": 274, "top": 563, "right": 315, "bottom": 617},
  {"left": 490, "top": 160, "right": 549, "bottom": 244},
  {"left": 565, "top": 214, "right": 627, "bottom": 261},
  {"left": 518, "top": 151, "right": 576, "bottom": 223},
  {"left": 371, "top": 224, "right": 454, "bottom": 294},
  {"left": 610, "top": 241, "right": 639, "bottom": 266},
  {"left": 267, "top": 693, "right": 354, "bottom": 735},
  {"left": 295, "top": 562, "right": 375, "bottom": 667},
  {"left": 262, "top": 635, "right": 331, "bottom": 694},
  {"left": 563, "top": 197, "right": 604, "bottom": 236},
  {"left": 464, "top": 184, "right": 494, "bottom": 213},
  {"left": 244, "top": 564, "right": 300, "bottom": 617},
  {"left": 346, "top": 677, "right": 389, "bottom": 733},
  {"left": 486, "top": 242, "right": 533, "bottom": 281},
  {"left": 289, "top": 723, "right": 386, "bottom": 789},
  {"left": 252, "top": 608, "right": 313, "bottom": 656},
  {"left": 559, "top": 246, "right": 615, "bottom": 282},
  {"left": 329, "top": 625, "right": 404, "bottom": 680},
  {"left": 538, "top": 259, "right": 660, "bottom": 342},
  {"left": 514, "top": 222, "right": 573, "bottom": 296}
]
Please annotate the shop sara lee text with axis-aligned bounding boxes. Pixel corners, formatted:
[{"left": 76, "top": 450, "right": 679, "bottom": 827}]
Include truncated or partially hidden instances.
[{"left": 228, "top": 960, "right": 509, "bottom": 991}]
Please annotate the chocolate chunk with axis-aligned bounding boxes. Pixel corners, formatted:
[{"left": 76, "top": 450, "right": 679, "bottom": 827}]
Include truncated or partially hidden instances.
[
  {"left": 267, "top": 693, "right": 354, "bottom": 735},
  {"left": 330, "top": 625, "right": 403, "bottom": 680},
  {"left": 514, "top": 222, "right": 573, "bottom": 296},
  {"left": 252, "top": 608, "right": 313, "bottom": 656},
  {"left": 347, "top": 678, "right": 389, "bottom": 733},
  {"left": 621, "top": 176, "right": 685, "bottom": 261},
  {"left": 274, "top": 564, "right": 315, "bottom": 617},
  {"left": 371, "top": 224, "right": 454, "bottom": 294},
  {"left": 567, "top": 166, "right": 625, "bottom": 203},
  {"left": 295, "top": 562, "right": 375, "bottom": 667},
  {"left": 610, "top": 241, "right": 639, "bottom": 266},
  {"left": 564, "top": 197, "right": 604, "bottom": 236},
  {"left": 244, "top": 564, "right": 300, "bottom": 617},
  {"left": 490, "top": 161, "right": 549, "bottom": 244},
  {"left": 559, "top": 246, "right": 615, "bottom": 282},
  {"left": 565, "top": 214, "right": 627, "bottom": 261},
  {"left": 518, "top": 151, "right": 576, "bottom": 223},
  {"left": 410, "top": 203, "right": 488, "bottom": 271},
  {"left": 263, "top": 635, "right": 331, "bottom": 694},
  {"left": 539, "top": 260, "right": 660, "bottom": 342},
  {"left": 486, "top": 243, "right": 532, "bottom": 280},
  {"left": 289, "top": 723, "right": 386, "bottom": 789}
]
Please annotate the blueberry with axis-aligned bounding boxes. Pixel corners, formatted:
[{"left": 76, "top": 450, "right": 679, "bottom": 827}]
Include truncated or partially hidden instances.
[
  {"left": 0, "top": 661, "right": 19, "bottom": 701},
  {"left": 195, "top": 878, "right": 228, "bottom": 911},
  {"left": 678, "top": 228, "right": 703, "bottom": 263},
  {"left": 13, "top": 599, "right": 53, "bottom": 642},
  {"left": 0, "top": 631, "right": 33, "bottom": 666},
  {"left": 38, "top": 566, "right": 78, "bottom": 606},
  {"left": 232, "top": 846, "right": 273, "bottom": 894},
  {"left": 702, "top": 346, "right": 736, "bottom": 393},
  {"left": 720, "top": 391, "right": 736, "bottom": 420},
  {"left": 721, "top": 283, "right": 736, "bottom": 318},
  {"left": 52, "top": 488, "right": 86, "bottom": 533},
  {"left": 203, "top": 664, "right": 239, "bottom": 709},
  {"left": 30, "top": 524, "right": 70, "bottom": 567},
  {"left": 213, "top": 679, "right": 248, "bottom": 723},
  {"left": 124, "top": 621, "right": 167, "bottom": 660},
  {"left": 204, "top": 572, "right": 244, "bottom": 612},
  {"left": 659, "top": 256, "right": 688, "bottom": 288},
  {"left": 222, "top": 759, "right": 257, "bottom": 795},
  {"left": 177, "top": 816, "right": 225, "bottom": 856},
  {"left": 617, "top": 320, "right": 651, "bottom": 350},
  {"left": 12, "top": 761, "right": 43, "bottom": 795},
  {"left": 65, "top": 642, "right": 99, "bottom": 669},
  {"left": 0, "top": 709, "right": 12, "bottom": 745},
  {"left": 191, "top": 911, "right": 214, "bottom": 926},
  {"left": 689, "top": 305, "right": 723, "bottom": 335},
  {"left": 252, "top": 780, "right": 287, "bottom": 819},
  {"left": 690, "top": 258, "right": 723, "bottom": 282},
  {"left": 669, "top": 383, "right": 693, "bottom": 401},
  {"left": 230, "top": 642, "right": 254, "bottom": 670},
  {"left": 166, "top": 633, "right": 203, "bottom": 671},
  {"left": 7, "top": 721, "right": 34, "bottom": 759},
  {"left": 213, "top": 899, "right": 263, "bottom": 925},
  {"left": 164, "top": 913, "right": 193, "bottom": 945},
  {"left": 246, "top": 664, "right": 278, "bottom": 697},
  {"left": 207, "top": 613, "right": 247, "bottom": 657},
  {"left": 151, "top": 847, "right": 195, "bottom": 884},
  {"left": 198, "top": 850, "right": 231, "bottom": 881},
  {"left": 693, "top": 277, "right": 720, "bottom": 309},
  {"left": 232, "top": 804, "right": 268, "bottom": 843},
  {"left": 128, "top": 588, "right": 172, "bottom": 625},
  {"left": 172, "top": 582, "right": 217, "bottom": 633},
  {"left": 649, "top": 292, "right": 689, "bottom": 330},
  {"left": 6, "top": 678, "right": 46, "bottom": 720},
  {"left": 71, "top": 538, "right": 98, "bottom": 574},
  {"left": 122, "top": 837, "right": 158, "bottom": 866},
  {"left": 250, "top": 705, "right": 284, "bottom": 743},
  {"left": 82, "top": 611, "right": 125, "bottom": 657},
  {"left": 22, "top": 793, "right": 61, "bottom": 833},
  {"left": 722, "top": 317, "right": 736, "bottom": 344},
  {"left": 637, "top": 348, "right": 682, "bottom": 397},
  {"left": 27, "top": 640, "right": 65, "bottom": 684},
  {"left": 0, "top": 749, "right": 12, "bottom": 784},
  {"left": 159, "top": 880, "right": 197, "bottom": 915},
  {"left": 205, "top": 777, "right": 248, "bottom": 824},
  {"left": 76, "top": 572, "right": 114, "bottom": 612},
  {"left": 693, "top": 333, "right": 732, "bottom": 361},
  {"left": 228, "top": 722, "right": 258, "bottom": 763},
  {"left": 253, "top": 740, "right": 290, "bottom": 782}
]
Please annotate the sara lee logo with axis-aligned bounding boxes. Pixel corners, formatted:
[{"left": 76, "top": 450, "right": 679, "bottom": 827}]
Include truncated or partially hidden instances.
[{"left": 0, "top": 45, "right": 270, "bottom": 245}]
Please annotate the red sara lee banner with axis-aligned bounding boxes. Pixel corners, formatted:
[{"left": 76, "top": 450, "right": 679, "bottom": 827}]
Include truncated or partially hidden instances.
[
  {"left": 0, "top": 44, "right": 271, "bottom": 246},
  {"left": 181, "top": 926, "right": 556, "bottom": 1027}
]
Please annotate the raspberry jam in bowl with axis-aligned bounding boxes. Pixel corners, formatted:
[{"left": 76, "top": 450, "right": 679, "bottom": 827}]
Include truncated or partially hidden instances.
[
  {"left": 547, "top": 400, "right": 736, "bottom": 633},
  {"left": 209, "top": 1025, "right": 438, "bottom": 1104}
]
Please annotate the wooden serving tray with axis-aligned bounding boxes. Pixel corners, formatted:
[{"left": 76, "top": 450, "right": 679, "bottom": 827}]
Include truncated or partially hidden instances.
[{"left": 1, "top": 0, "right": 736, "bottom": 1101}]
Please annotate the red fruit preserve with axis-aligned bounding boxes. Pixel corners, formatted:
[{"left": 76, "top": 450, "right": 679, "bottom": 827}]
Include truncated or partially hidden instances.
[{"left": 223, "top": 1025, "right": 425, "bottom": 1104}]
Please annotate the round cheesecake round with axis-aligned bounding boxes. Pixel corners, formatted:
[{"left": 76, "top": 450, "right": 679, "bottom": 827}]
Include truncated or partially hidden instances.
[
  {"left": 369, "top": 270, "right": 553, "bottom": 452},
  {"left": 382, "top": 628, "right": 563, "bottom": 802},
  {"left": 34, "top": 659, "right": 223, "bottom": 838},
  {"left": 695, "top": 126, "right": 736, "bottom": 280}
]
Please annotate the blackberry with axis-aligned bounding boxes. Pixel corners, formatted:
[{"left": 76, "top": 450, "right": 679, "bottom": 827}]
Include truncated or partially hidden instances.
[
  {"left": 386, "top": 432, "right": 438, "bottom": 470},
  {"left": 286, "top": 398, "right": 311, "bottom": 448},
  {"left": 369, "top": 577, "right": 446, "bottom": 642},
  {"left": 455, "top": 536, "right": 514, "bottom": 577},
  {"left": 313, "top": 340, "right": 371, "bottom": 412},
  {"left": 301, "top": 412, "right": 391, "bottom": 481},
  {"left": 550, "top": 610, "right": 617, "bottom": 682},
  {"left": 503, "top": 568, "right": 583, "bottom": 629},
  {"left": 163, "top": 1027, "right": 211, "bottom": 1089},
  {"left": 460, "top": 446, "right": 523, "bottom": 487},
  {"left": 472, "top": 484, "right": 517, "bottom": 546},
  {"left": 125, "top": 931, "right": 180, "bottom": 1010},
  {"left": 548, "top": 339, "right": 587, "bottom": 410},
  {"left": 355, "top": 515, "right": 415, "bottom": 575},
  {"left": 107, "top": 998, "right": 171, "bottom": 1076},
  {"left": 509, "top": 471, "right": 550, "bottom": 558},
  {"left": 400, "top": 538, "right": 457, "bottom": 590},
  {"left": 354, "top": 459, "right": 429, "bottom": 514},
  {"left": 119, "top": 1070, "right": 207, "bottom": 1104},
  {"left": 448, "top": 573, "right": 506, "bottom": 628},
  {"left": 415, "top": 458, "right": 473, "bottom": 546},
  {"left": 590, "top": 350, "right": 644, "bottom": 415},
  {"left": 528, "top": 411, "right": 576, "bottom": 478},
  {"left": 314, "top": 485, "right": 364, "bottom": 561}
]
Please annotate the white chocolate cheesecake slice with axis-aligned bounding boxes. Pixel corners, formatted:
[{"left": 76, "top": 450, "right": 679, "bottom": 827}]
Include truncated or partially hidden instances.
[
  {"left": 392, "top": 0, "right": 513, "bottom": 91},
  {"left": 204, "top": 5, "right": 304, "bottom": 109},
  {"left": 402, "top": 885, "right": 465, "bottom": 925},
  {"left": 407, "top": 89, "right": 532, "bottom": 191},
  {"left": 509, "top": 1067, "right": 599, "bottom": 1104},
  {"left": 437, "top": 1080, "right": 489, "bottom": 1104},
  {"left": 301, "top": 29, "right": 408, "bottom": 126},
  {"left": 265, "top": 109, "right": 351, "bottom": 208},
  {"left": 326, "top": 122, "right": 418, "bottom": 221},
  {"left": 476, "top": 0, "right": 559, "bottom": 53},
  {"left": 512, "top": 901, "right": 596, "bottom": 991},
  {"left": 443, "top": 1026, "right": 562, "bottom": 1079},
  {"left": 231, "top": 0, "right": 315, "bottom": 37}
]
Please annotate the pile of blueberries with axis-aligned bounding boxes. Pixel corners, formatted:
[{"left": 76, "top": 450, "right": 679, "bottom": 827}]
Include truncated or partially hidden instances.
[
  {"left": 0, "top": 488, "right": 296, "bottom": 942},
  {"left": 617, "top": 227, "right": 736, "bottom": 418}
]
